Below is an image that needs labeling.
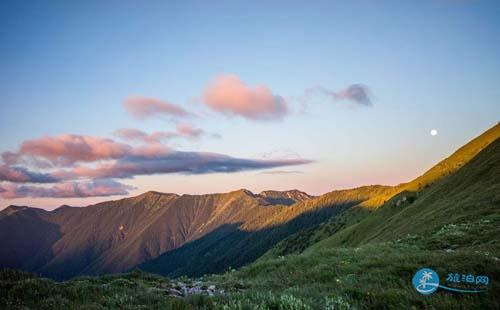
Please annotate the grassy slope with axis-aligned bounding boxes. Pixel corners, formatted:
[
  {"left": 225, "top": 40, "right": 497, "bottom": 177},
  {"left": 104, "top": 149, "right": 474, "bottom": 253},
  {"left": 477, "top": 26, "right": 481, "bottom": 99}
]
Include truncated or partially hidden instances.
[
  {"left": 263, "top": 123, "right": 500, "bottom": 258},
  {"left": 208, "top": 131, "right": 500, "bottom": 309},
  {"left": 309, "top": 136, "right": 500, "bottom": 249}
]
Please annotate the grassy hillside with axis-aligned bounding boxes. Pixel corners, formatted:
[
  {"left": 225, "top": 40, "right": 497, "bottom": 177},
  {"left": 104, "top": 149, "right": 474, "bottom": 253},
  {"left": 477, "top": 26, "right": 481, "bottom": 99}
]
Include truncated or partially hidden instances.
[
  {"left": 262, "top": 123, "right": 500, "bottom": 258},
  {"left": 309, "top": 135, "right": 500, "bottom": 249},
  {"left": 207, "top": 130, "right": 500, "bottom": 309}
]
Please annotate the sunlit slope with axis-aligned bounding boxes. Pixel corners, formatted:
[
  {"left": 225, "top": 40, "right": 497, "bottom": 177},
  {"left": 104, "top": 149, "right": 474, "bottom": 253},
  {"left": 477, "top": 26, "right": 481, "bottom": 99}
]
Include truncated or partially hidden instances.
[
  {"left": 404, "top": 122, "right": 500, "bottom": 192},
  {"left": 360, "top": 122, "right": 500, "bottom": 208},
  {"left": 309, "top": 135, "right": 500, "bottom": 250},
  {"left": 262, "top": 122, "right": 500, "bottom": 258}
]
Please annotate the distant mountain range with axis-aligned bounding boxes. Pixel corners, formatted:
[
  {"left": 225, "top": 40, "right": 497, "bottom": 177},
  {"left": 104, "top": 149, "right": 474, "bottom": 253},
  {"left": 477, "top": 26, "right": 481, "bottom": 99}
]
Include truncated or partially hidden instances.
[{"left": 1, "top": 123, "right": 499, "bottom": 280}]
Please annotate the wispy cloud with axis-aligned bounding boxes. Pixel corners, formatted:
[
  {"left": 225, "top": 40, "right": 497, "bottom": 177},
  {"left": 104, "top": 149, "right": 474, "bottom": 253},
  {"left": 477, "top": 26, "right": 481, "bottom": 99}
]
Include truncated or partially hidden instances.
[
  {"left": 203, "top": 74, "right": 288, "bottom": 121},
  {"left": 259, "top": 170, "right": 305, "bottom": 175},
  {"left": 112, "top": 128, "right": 151, "bottom": 142},
  {"left": 124, "top": 96, "right": 191, "bottom": 120},
  {"left": 307, "top": 84, "right": 372, "bottom": 106},
  {"left": 114, "top": 124, "right": 205, "bottom": 144},
  {"left": 54, "top": 152, "right": 313, "bottom": 180},
  {"left": 175, "top": 123, "right": 204, "bottom": 138},
  {"left": 0, "top": 179, "right": 134, "bottom": 199}
]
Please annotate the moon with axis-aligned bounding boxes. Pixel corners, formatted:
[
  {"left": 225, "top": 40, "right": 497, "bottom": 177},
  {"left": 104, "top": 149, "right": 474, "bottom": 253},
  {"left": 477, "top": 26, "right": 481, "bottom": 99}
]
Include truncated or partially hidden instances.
[{"left": 430, "top": 129, "right": 438, "bottom": 136}]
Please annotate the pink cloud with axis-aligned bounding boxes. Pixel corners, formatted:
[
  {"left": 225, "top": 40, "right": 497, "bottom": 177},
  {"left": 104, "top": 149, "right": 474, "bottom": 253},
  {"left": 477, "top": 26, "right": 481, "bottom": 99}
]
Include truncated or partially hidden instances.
[
  {"left": 2, "top": 134, "right": 174, "bottom": 168},
  {"left": 203, "top": 75, "right": 288, "bottom": 120},
  {"left": 114, "top": 124, "right": 205, "bottom": 144},
  {"left": 0, "top": 179, "right": 134, "bottom": 199},
  {"left": 113, "top": 128, "right": 174, "bottom": 144},
  {"left": 131, "top": 143, "right": 171, "bottom": 157},
  {"left": 1, "top": 133, "right": 312, "bottom": 187},
  {"left": 113, "top": 128, "right": 149, "bottom": 142},
  {"left": 124, "top": 96, "right": 190, "bottom": 119},
  {"left": 175, "top": 123, "right": 204, "bottom": 138},
  {"left": 4, "top": 134, "right": 133, "bottom": 167}
]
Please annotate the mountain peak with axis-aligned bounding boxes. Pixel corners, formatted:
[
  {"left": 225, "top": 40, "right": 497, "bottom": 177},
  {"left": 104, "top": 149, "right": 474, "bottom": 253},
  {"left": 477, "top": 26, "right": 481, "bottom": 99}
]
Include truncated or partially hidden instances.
[
  {"left": 1, "top": 205, "right": 30, "bottom": 215},
  {"left": 143, "top": 190, "right": 164, "bottom": 196},
  {"left": 136, "top": 190, "right": 179, "bottom": 199},
  {"left": 223, "top": 188, "right": 255, "bottom": 197},
  {"left": 258, "top": 189, "right": 313, "bottom": 206}
]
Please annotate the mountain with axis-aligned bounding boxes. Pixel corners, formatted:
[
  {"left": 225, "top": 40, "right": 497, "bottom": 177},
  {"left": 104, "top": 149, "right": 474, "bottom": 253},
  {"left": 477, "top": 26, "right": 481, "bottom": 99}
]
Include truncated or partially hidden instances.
[
  {"left": 2, "top": 185, "right": 363, "bottom": 279},
  {"left": 139, "top": 185, "right": 389, "bottom": 277},
  {"left": 1, "top": 123, "right": 499, "bottom": 284},
  {"left": 0, "top": 184, "right": 387, "bottom": 279},
  {"left": 0, "top": 189, "right": 293, "bottom": 279}
]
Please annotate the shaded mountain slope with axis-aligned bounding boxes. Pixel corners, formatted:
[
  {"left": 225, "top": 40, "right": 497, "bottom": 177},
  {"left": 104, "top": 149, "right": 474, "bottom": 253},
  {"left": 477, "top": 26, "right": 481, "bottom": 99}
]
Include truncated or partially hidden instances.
[
  {"left": 0, "top": 183, "right": 387, "bottom": 280},
  {"left": 2, "top": 185, "right": 380, "bottom": 280},
  {"left": 1, "top": 189, "right": 295, "bottom": 279},
  {"left": 0, "top": 207, "right": 61, "bottom": 272},
  {"left": 139, "top": 185, "right": 389, "bottom": 277}
]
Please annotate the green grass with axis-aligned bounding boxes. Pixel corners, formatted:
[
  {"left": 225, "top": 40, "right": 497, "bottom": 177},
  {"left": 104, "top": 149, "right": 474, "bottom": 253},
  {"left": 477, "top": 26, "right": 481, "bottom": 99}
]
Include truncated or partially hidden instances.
[
  {"left": 211, "top": 231, "right": 500, "bottom": 309},
  {"left": 3, "top": 233, "right": 499, "bottom": 309},
  {"left": 0, "top": 269, "right": 218, "bottom": 309}
]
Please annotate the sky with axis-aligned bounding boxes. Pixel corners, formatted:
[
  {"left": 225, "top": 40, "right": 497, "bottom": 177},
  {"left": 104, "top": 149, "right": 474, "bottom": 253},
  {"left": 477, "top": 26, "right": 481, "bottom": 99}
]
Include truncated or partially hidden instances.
[{"left": 1, "top": 0, "right": 500, "bottom": 210}]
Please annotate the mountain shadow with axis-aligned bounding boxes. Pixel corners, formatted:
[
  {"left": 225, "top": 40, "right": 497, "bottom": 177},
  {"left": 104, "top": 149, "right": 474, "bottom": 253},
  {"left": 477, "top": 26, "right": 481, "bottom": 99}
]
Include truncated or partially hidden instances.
[
  {"left": 0, "top": 207, "right": 61, "bottom": 272},
  {"left": 139, "top": 199, "right": 359, "bottom": 277}
]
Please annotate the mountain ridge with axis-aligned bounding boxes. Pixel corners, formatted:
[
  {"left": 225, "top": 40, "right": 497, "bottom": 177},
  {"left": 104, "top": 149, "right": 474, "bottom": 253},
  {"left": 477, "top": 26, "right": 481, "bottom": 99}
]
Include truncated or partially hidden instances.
[{"left": 1, "top": 122, "right": 499, "bottom": 281}]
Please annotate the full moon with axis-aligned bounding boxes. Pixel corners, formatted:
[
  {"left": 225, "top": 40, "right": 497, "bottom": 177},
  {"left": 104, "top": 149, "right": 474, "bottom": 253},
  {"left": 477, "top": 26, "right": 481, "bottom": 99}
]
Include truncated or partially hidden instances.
[{"left": 430, "top": 129, "right": 438, "bottom": 136}]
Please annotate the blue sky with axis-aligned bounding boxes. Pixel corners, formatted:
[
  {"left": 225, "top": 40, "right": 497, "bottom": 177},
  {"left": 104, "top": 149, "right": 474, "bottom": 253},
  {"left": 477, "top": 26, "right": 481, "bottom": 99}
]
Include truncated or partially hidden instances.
[{"left": 1, "top": 0, "right": 500, "bottom": 209}]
